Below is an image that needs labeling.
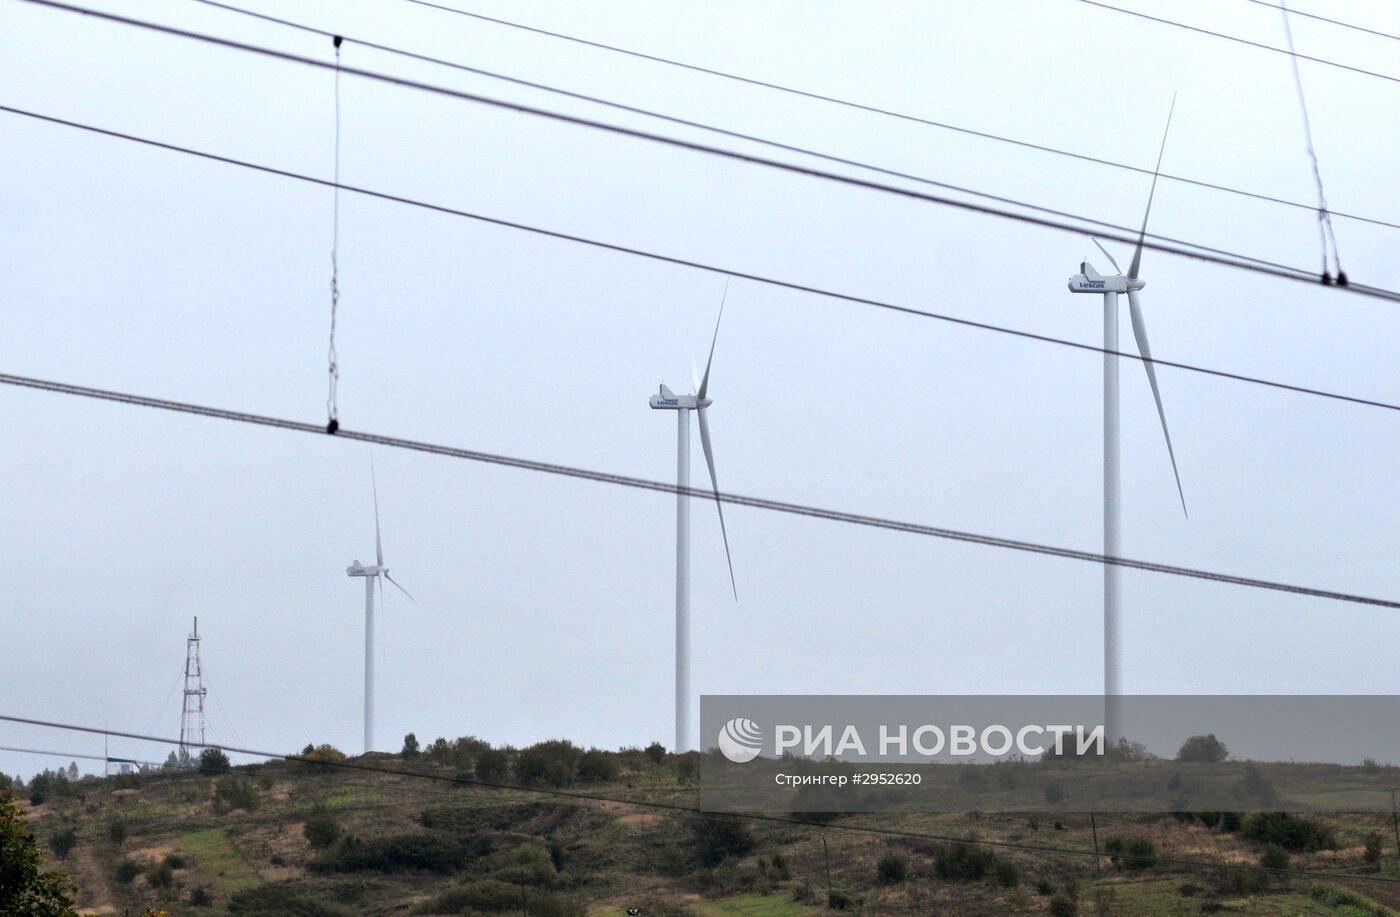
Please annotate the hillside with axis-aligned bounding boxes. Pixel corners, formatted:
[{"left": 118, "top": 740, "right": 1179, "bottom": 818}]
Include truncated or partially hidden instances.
[{"left": 12, "top": 743, "right": 1400, "bottom": 916}]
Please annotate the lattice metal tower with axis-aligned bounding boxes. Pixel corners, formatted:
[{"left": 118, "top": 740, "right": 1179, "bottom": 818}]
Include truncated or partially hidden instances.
[{"left": 180, "top": 616, "right": 207, "bottom": 755}]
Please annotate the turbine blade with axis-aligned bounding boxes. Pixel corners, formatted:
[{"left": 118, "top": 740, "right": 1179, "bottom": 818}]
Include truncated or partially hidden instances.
[
  {"left": 691, "top": 351, "right": 700, "bottom": 395},
  {"left": 371, "top": 455, "right": 383, "bottom": 568},
  {"left": 1127, "top": 289, "right": 1187, "bottom": 517},
  {"left": 1128, "top": 93, "right": 1176, "bottom": 281},
  {"left": 385, "top": 571, "right": 416, "bottom": 604},
  {"left": 697, "top": 277, "right": 730, "bottom": 401},
  {"left": 696, "top": 406, "right": 737, "bottom": 599},
  {"left": 1091, "top": 237, "right": 1122, "bottom": 275}
]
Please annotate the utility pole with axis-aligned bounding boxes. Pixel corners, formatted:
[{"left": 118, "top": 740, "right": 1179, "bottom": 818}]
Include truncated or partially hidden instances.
[{"left": 180, "top": 617, "right": 207, "bottom": 757}]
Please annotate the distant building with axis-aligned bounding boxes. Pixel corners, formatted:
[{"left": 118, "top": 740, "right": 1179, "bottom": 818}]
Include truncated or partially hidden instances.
[{"left": 105, "top": 758, "right": 140, "bottom": 776}]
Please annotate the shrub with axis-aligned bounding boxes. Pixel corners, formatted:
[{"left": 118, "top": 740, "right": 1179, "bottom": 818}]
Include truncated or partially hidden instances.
[
  {"left": 769, "top": 851, "right": 792, "bottom": 880},
  {"left": 198, "top": 746, "right": 232, "bottom": 775},
  {"left": 107, "top": 815, "right": 128, "bottom": 846},
  {"left": 114, "top": 857, "right": 141, "bottom": 883},
  {"left": 1049, "top": 893, "right": 1078, "bottom": 917},
  {"left": 111, "top": 772, "right": 140, "bottom": 790},
  {"left": 213, "top": 775, "right": 259, "bottom": 813},
  {"left": 401, "top": 733, "right": 420, "bottom": 758},
  {"left": 163, "top": 851, "right": 187, "bottom": 869},
  {"left": 304, "top": 804, "right": 342, "bottom": 849},
  {"left": 1364, "top": 831, "right": 1384, "bottom": 865},
  {"left": 1260, "top": 844, "right": 1289, "bottom": 871},
  {"left": 515, "top": 740, "right": 583, "bottom": 787},
  {"left": 311, "top": 832, "right": 467, "bottom": 874},
  {"left": 1103, "top": 835, "right": 1156, "bottom": 871},
  {"left": 475, "top": 747, "right": 510, "bottom": 783},
  {"left": 576, "top": 749, "right": 618, "bottom": 783},
  {"left": 876, "top": 850, "right": 907, "bottom": 883},
  {"left": 675, "top": 754, "right": 699, "bottom": 784},
  {"left": 692, "top": 816, "right": 755, "bottom": 867},
  {"left": 297, "top": 744, "right": 347, "bottom": 773},
  {"left": 146, "top": 860, "right": 174, "bottom": 888},
  {"left": 1176, "top": 734, "right": 1229, "bottom": 763},
  {"left": 189, "top": 886, "right": 213, "bottom": 906},
  {"left": 991, "top": 856, "right": 1020, "bottom": 887},
  {"left": 413, "top": 879, "right": 584, "bottom": 916},
  {"left": 228, "top": 881, "right": 353, "bottom": 915},
  {"left": 1240, "top": 812, "right": 1336, "bottom": 852},
  {"left": 645, "top": 741, "right": 667, "bottom": 765},
  {"left": 827, "top": 889, "right": 856, "bottom": 910},
  {"left": 1043, "top": 781, "right": 1065, "bottom": 804},
  {"left": 49, "top": 826, "right": 78, "bottom": 859},
  {"left": 932, "top": 841, "right": 1018, "bottom": 883}
]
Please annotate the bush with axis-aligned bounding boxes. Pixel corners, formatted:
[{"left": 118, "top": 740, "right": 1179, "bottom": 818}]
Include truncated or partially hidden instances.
[
  {"left": 1260, "top": 844, "right": 1289, "bottom": 871},
  {"left": 106, "top": 815, "right": 128, "bottom": 846},
  {"left": 1048, "top": 893, "right": 1077, "bottom": 917},
  {"left": 1364, "top": 831, "right": 1384, "bottom": 865},
  {"left": 675, "top": 754, "right": 699, "bottom": 784},
  {"left": 213, "top": 775, "right": 259, "bottom": 813},
  {"left": 198, "top": 746, "right": 232, "bottom": 775},
  {"left": 228, "top": 881, "right": 353, "bottom": 916},
  {"left": 163, "top": 851, "right": 187, "bottom": 869},
  {"left": 1240, "top": 812, "right": 1336, "bottom": 852},
  {"left": 297, "top": 744, "right": 347, "bottom": 773},
  {"left": 49, "top": 826, "right": 77, "bottom": 859},
  {"left": 576, "top": 749, "right": 618, "bottom": 783},
  {"left": 1176, "top": 734, "right": 1229, "bottom": 763},
  {"left": 1103, "top": 835, "right": 1156, "bottom": 871},
  {"left": 304, "top": 804, "right": 342, "bottom": 849},
  {"left": 515, "top": 740, "right": 582, "bottom": 787},
  {"left": 146, "top": 860, "right": 174, "bottom": 888},
  {"left": 769, "top": 851, "right": 792, "bottom": 881},
  {"left": 932, "top": 841, "right": 1016, "bottom": 882},
  {"left": 189, "top": 886, "right": 213, "bottom": 906},
  {"left": 311, "top": 832, "right": 467, "bottom": 874},
  {"left": 401, "top": 733, "right": 420, "bottom": 758},
  {"left": 692, "top": 816, "right": 755, "bottom": 867},
  {"left": 645, "top": 741, "right": 667, "bottom": 765},
  {"left": 413, "top": 878, "right": 584, "bottom": 916},
  {"left": 876, "top": 850, "right": 907, "bottom": 883},
  {"left": 113, "top": 858, "right": 141, "bottom": 883},
  {"left": 475, "top": 747, "right": 510, "bottom": 783},
  {"left": 1043, "top": 781, "right": 1065, "bottom": 804}
]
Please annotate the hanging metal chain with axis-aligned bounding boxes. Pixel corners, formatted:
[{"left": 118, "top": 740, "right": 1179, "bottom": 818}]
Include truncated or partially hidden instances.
[{"left": 326, "top": 35, "right": 344, "bottom": 433}]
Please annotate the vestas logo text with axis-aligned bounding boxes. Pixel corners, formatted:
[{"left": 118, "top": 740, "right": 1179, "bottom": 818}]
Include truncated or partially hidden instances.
[
  {"left": 1077, "top": 281, "right": 1105, "bottom": 289},
  {"left": 655, "top": 399, "right": 679, "bottom": 406}
]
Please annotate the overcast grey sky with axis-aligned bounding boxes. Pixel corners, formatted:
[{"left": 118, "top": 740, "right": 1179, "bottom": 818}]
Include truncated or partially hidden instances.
[{"left": 3, "top": 0, "right": 1399, "bottom": 779}]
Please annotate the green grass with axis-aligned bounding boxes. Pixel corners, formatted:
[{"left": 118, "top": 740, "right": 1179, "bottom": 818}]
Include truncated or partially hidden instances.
[
  {"left": 1104, "top": 878, "right": 1355, "bottom": 916},
  {"left": 178, "top": 827, "right": 261, "bottom": 892},
  {"left": 693, "top": 894, "right": 820, "bottom": 916}
]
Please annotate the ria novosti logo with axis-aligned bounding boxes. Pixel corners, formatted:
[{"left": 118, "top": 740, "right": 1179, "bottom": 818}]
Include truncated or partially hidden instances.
[{"left": 717, "top": 717, "right": 763, "bottom": 763}]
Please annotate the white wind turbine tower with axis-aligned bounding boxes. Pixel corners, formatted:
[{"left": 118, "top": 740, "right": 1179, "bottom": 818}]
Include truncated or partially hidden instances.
[
  {"left": 649, "top": 288, "right": 737, "bottom": 753},
  {"left": 346, "top": 459, "right": 415, "bottom": 753},
  {"left": 1067, "top": 99, "right": 1187, "bottom": 742}
]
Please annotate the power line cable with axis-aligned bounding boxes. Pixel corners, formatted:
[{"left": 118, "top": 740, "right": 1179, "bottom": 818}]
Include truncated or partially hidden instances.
[
  {"left": 14, "top": 0, "right": 1400, "bottom": 304},
  {"left": 4, "top": 104, "right": 1399, "bottom": 419},
  {"left": 180, "top": 0, "right": 1301, "bottom": 273},
  {"left": 6, "top": 711, "right": 1400, "bottom": 885},
  {"left": 391, "top": 0, "right": 1400, "bottom": 235},
  {"left": 1241, "top": 0, "right": 1400, "bottom": 44},
  {"left": 1077, "top": 0, "right": 1400, "bottom": 86},
  {"left": 3, "top": 370, "right": 1398, "bottom": 611}
]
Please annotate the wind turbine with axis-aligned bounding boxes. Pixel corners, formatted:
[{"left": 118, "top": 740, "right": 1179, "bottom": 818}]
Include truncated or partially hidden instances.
[
  {"left": 346, "top": 458, "right": 415, "bottom": 753},
  {"left": 649, "top": 286, "right": 737, "bottom": 753},
  {"left": 1067, "top": 99, "right": 1187, "bottom": 742}
]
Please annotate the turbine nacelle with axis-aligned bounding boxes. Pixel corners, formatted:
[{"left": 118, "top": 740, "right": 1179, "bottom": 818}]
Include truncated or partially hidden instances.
[
  {"left": 347, "top": 561, "right": 385, "bottom": 577},
  {"left": 1067, "top": 261, "right": 1144, "bottom": 294},
  {"left": 649, "top": 383, "right": 712, "bottom": 410}
]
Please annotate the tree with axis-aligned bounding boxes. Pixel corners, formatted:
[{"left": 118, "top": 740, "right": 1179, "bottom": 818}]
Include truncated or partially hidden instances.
[
  {"left": 576, "top": 749, "right": 618, "bottom": 783},
  {"left": 474, "top": 747, "right": 509, "bottom": 783},
  {"left": 49, "top": 827, "right": 77, "bottom": 861},
  {"left": 198, "top": 747, "right": 231, "bottom": 775},
  {"left": 303, "top": 805, "right": 342, "bottom": 849},
  {"left": 644, "top": 741, "right": 667, "bottom": 766},
  {"left": 401, "top": 733, "right": 420, "bottom": 759},
  {"left": 0, "top": 790, "right": 78, "bottom": 916},
  {"left": 1176, "top": 734, "right": 1229, "bottom": 763},
  {"left": 163, "top": 751, "right": 179, "bottom": 771},
  {"left": 65, "top": 764, "right": 78, "bottom": 781},
  {"left": 106, "top": 816, "right": 128, "bottom": 847}
]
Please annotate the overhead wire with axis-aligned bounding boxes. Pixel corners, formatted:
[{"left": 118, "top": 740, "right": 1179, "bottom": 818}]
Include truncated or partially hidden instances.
[
  {"left": 4, "top": 104, "right": 1399, "bottom": 419},
  {"left": 1076, "top": 0, "right": 1400, "bottom": 86},
  {"left": 1241, "top": 0, "right": 1400, "bottom": 44},
  {"left": 2, "top": 370, "right": 1398, "bottom": 611},
  {"left": 7, "top": 711, "right": 1400, "bottom": 886},
  {"left": 13, "top": 0, "right": 1400, "bottom": 305},
  {"left": 389, "top": 0, "right": 1400, "bottom": 235}
]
